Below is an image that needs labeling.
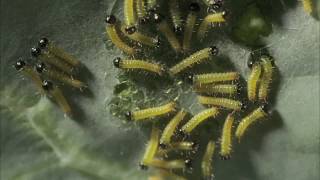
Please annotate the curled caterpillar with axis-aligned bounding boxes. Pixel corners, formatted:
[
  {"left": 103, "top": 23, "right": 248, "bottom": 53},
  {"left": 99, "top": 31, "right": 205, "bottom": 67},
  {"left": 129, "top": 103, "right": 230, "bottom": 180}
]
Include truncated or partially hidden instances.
[
  {"left": 197, "top": 11, "right": 227, "bottom": 40},
  {"left": 159, "top": 109, "right": 187, "bottom": 147},
  {"left": 247, "top": 61, "right": 262, "bottom": 102},
  {"left": 194, "top": 84, "right": 239, "bottom": 96},
  {"left": 42, "top": 80, "right": 72, "bottom": 116},
  {"left": 169, "top": 46, "right": 219, "bottom": 76},
  {"left": 258, "top": 55, "right": 274, "bottom": 102},
  {"left": 219, "top": 112, "right": 234, "bottom": 160},
  {"left": 183, "top": 2, "right": 201, "bottom": 51},
  {"left": 153, "top": 13, "right": 182, "bottom": 53},
  {"left": 113, "top": 57, "right": 164, "bottom": 75},
  {"left": 105, "top": 15, "right": 136, "bottom": 55},
  {"left": 31, "top": 47, "right": 74, "bottom": 75},
  {"left": 180, "top": 108, "right": 219, "bottom": 134},
  {"left": 126, "top": 101, "right": 177, "bottom": 121},
  {"left": 235, "top": 105, "right": 268, "bottom": 142},
  {"left": 189, "top": 72, "right": 239, "bottom": 85},
  {"left": 35, "top": 62, "right": 87, "bottom": 89},
  {"left": 38, "top": 37, "right": 80, "bottom": 67},
  {"left": 14, "top": 59, "right": 45, "bottom": 94},
  {"left": 202, "top": 140, "right": 215, "bottom": 180},
  {"left": 140, "top": 125, "right": 160, "bottom": 170},
  {"left": 197, "top": 95, "right": 243, "bottom": 111}
]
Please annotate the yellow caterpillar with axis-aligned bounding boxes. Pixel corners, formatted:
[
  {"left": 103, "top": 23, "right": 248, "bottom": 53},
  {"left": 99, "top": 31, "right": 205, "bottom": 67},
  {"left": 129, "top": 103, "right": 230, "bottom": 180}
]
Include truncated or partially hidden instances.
[
  {"left": 197, "top": 11, "right": 227, "bottom": 39},
  {"left": 190, "top": 72, "right": 239, "bottom": 85},
  {"left": 258, "top": 55, "right": 274, "bottom": 102},
  {"left": 113, "top": 57, "right": 164, "bottom": 75},
  {"left": 169, "top": 47, "right": 219, "bottom": 76},
  {"left": 202, "top": 140, "right": 215, "bottom": 180},
  {"left": 183, "top": 2, "right": 201, "bottom": 51},
  {"left": 140, "top": 125, "right": 160, "bottom": 169},
  {"left": 197, "top": 95, "right": 243, "bottom": 111},
  {"left": 219, "top": 112, "right": 234, "bottom": 160},
  {"left": 126, "top": 101, "right": 177, "bottom": 121},
  {"left": 235, "top": 106, "right": 268, "bottom": 142}
]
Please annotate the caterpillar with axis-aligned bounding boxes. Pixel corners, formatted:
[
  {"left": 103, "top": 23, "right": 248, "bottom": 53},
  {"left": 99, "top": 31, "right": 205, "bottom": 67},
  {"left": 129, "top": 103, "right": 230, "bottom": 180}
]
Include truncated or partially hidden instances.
[
  {"left": 105, "top": 15, "right": 136, "bottom": 55},
  {"left": 180, "top": 108, "right": 219, "bottom": 134},
  {"left": 197, "top": 11, "right": 227, "bottom": 40},
  {"left": 159, "top": 109, "right": 187, "bottom": 148},
  {"left": 14, "top": 59, "right": 45, "bottom": 94},
  {"left": 302, "top": 0, "right": 313, "bottom": 14},
  {"left": 140, "top": 125, "right": 160, "bottom": 170},
  {"left": 35, "top": 62, "right": 87, "bottom": 89},
  {"left": 153, "top": 13, "right": 182, "bottom": 53},
  {"left": 169, "top": 46, "right": 219, "bottom": 76},
  {"left": 120, "top": 24, "right": 160, "bottom": 47},
  {"left": 258, "top": 55, "right": 274, "bottom": 102},
  {"left": 193, "top": 84, "right": 239, "bottom": 96},
  {"left": 124, "top": 0, "right": 137, "bottom": 32},
  {"left": 202, "top": 140, "right": 215, "bottom": 180},
  {"left": 38, "top": 37, "right": 80, "bottom": 67},
  {"left": 146, "top": 0, "right": 158, "bottom": 11},
  {"left": 247, "top": 61, "right": 262, "bottom": 102},
  {"left": 197, "top": 95, "right": 243, "bottom": 111},
  {"left": 235, "top": 105, "right": 268, "bottom": 142},
  {"left": 169, "top": 0, "right": 183, "bottom": 33},
  {"left": 190, "top": 72, "right": 239, "bottom": 85},
  {"left": 42, "top": 80, "right": 72, "bottom": 116},
  {"left": 126, "top": 101, "right": 177, "bottom": 121},
  {"left": 219, "top": 112, "right": 234, "bottom": 160},
  {"left": 31, "top": 47, "right": 74, "bottom": 75},
  {"left": 183, "top": 2, "right": 201, "bottom": 51},
  {"left": 136, "top": 0, "right": 148, "bottom": 23},
  {"left": 146, "top": 159, "right": 192, "bottom": 170},
  {"left": 113, "top": 57, "right": 164, "bottom": 75}
]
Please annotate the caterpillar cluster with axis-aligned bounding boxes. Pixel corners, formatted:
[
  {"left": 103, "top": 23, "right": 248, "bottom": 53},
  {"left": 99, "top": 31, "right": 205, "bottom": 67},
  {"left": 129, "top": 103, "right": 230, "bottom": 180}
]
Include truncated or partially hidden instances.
[
  {"left": 105, "top": 0, "right": 279, "bottom": 179},
  {"left": 14, "top": 37, "right": 88, "bottom": 117}
]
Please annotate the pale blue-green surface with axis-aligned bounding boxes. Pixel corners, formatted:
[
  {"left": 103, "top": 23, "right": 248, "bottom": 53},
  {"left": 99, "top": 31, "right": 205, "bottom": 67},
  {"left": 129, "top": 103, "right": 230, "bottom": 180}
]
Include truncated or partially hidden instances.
[{"left": 0, "top": 0, "right": 319, "bottom": 180}]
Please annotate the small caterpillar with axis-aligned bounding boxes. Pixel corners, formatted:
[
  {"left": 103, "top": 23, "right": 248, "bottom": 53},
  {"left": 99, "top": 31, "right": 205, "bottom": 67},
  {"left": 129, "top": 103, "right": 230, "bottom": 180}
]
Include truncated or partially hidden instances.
[
  {"left": 105, "top": 15, "right": 136, "bottom": 55},
  {"left": 35, "top": 62, "right": 87, "bottom": 89},
  {"left": 194, "top": 84, "right": 239, "bottom": 96},
  {"left": 159, "top": 109, "right": 187, "bottom": 148},
  {"left": 302, "top": 0, "right": 313, "bottom": 14},
  {"left": 140, "top": 125, "right": 160, "bottom": 170},
  {"left": 14, "top": 59, "right": 45, "bottom": 94},
  {"left": 197, "top": 11, "right": 227, "bottom": 40},
  {"left": 189, "top": 72, "right": 239, "bottom": 85},
  {"left": 169, "top": 0, "right": 183, "bottom": 33},
  {"left": 202, "top": 140, "right": 215, "bottom": 180},
  {"left": 258, "top": 55, "right": 274, "bottom": 102},
  {"left": 197, "top": 95, "right": 243, "bottom": 111},
  {"left": 235, "top": 106, "right": 268, "bottom": 142},
  {"left": 157, "top": 141, "right": 198, "bottom": 157},
  {"left": 42, "top": 80, "right": 72, "bottom": 116},
  {"left": 247, "top": 61, "right": 262, "bottom": 102},
  {"left": 153, "top": 13, "right": 182, "bottom": 53},
  {"left": 146, "top": 159, "right": 192, "bottom": 170},
  {"left": 38, "top": 37, "right": 80, "bottom": 67},
  {"left": 219, "top": 112, "right": 234, "bottom": 160},
  {"left": 31, "top": 47, "right": 74, "bottom": 75},
  {"left": 180, "top": 108, "right": 219, "bottom": 134},
  {"left": 169, "top": 46, "right": 219, "bottom": 76},
  {"left": 113, "top": 57, "right": 164, "bottom": 75},
  {"left": 124, "top": 0, "right": 137, "bottom": 32},
  {"left": 120, "top": 24, "right": 160, "bottom": 47},
  {"left": 183, "top": 2, "right": 201, "bottom": 51},
  {"left": 126, "top": 101, "right": 177, "bottom": 121},
  {"left": 136, "top": 0, "right": 148, "bottom": 23}
]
